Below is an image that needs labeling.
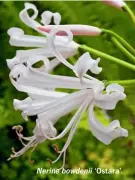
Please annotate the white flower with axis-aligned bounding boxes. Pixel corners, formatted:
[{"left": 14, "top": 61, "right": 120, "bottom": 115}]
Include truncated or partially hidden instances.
[
  {"left": 7, "top": 2, "right": 128, "bottom": 169},
  {"left": 102, "top": 0, "right": 126, "bottom": 9},
  {"left": 8, "top": 53, "right": 127, "bottom": 166},
  {"left": 8, "top": 82, "right": 128, "bottom": 168}
]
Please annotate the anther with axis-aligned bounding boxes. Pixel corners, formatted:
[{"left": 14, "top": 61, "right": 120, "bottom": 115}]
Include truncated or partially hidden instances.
[
  {"left": 11, "top": 147, "right": 15, "bottom": 153},
  {"left": 12, "top": 125, "right": 23, "bottom": 132},
  {"left": 47, "top": 158, "right": 52, "bottom": 164},
  {"left": 52, "top": 144, "right": 59, "bottom": 153}
]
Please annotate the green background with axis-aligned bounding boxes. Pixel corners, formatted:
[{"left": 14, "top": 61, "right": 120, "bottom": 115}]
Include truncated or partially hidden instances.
[{"left": 0, "top": 1, "right": 135, "bottom": 180}]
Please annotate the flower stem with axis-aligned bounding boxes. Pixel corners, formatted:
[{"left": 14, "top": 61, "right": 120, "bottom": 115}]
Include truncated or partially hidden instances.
[
  {"left": 123, "top": 5, "right": 135, "bottom": 25},
  {"left": 109, "top": 79, "right": 135, "bottom": 86},
  {"left": 111, "top": 37, "right": 135, "bottom": 64},
  {"left": 79, "top": 45, "right": 135, "bottom": 71},
  {"left": 102, "top": 29, "right": 135, "bottom": 56}
]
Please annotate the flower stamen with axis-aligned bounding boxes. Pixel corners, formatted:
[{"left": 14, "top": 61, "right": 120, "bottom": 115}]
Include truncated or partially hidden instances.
[{"left": 52, "top": 144, "right": 59, "bottom": 153}]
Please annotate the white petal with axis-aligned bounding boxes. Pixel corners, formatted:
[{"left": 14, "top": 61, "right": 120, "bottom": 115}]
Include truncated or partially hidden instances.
[
  {"left": 88, "top": 103, "right": 128, "bottom": 145},
  {"left": 20, "top": 3, "right": 39, "bottom": 27},
  {"left": 7, "top": 27, "right": 48, "bottom": 47},
  {"left": 13, "top": 98, "right": 31, "bottom": 110},
  {"left": 74, "top": 52, "right": 102, "bottom": 80},
  {"left": 41, "top": 11, "right": 61, "bottom": 25},
  {"left": 106, "top": 83, "right": 124, "bottom": 94},
  {"left": 6, "top": 56, "right": 20, "bottom": 70},
  {"left": 16, "top": 42, "right": 78, "bottom": 59},
  {"left": 13, "top": 97, "right": 52, "bottom": 112},
  {"left": 10, "top": 70, "right": 68, "bottom": 100},
  {"left": 95, "top": 84, "right": 126, "bottom": 110},
  {"left": 19, "top": 3, "right": 47, "bottom": 35},
  {"left": 27, "top": 89, "right": 90, "bottom": 116},
  {"left": 53, "top": 12, "right": 61, "bottom": 25},
  {"left": 90, "top": 57, "right": 102, "bottom": 74},
  {"left": 8, "top": 27, "right": 24, "bottom": 37},
  {"left": 10, "top": 63, "right": 102, "bottom": 90},
  {"left": 41, "top": 11, "right": 53, "bottom": 25},
  {"left": 16, "top": 48, "right": 53, "bottom": 59}
]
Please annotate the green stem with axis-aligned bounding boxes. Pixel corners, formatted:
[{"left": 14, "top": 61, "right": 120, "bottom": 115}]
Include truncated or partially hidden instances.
[
  {"left": 109, "top": 79, "right": 135, "bottom": 85},
  {"left": 102, "top": 29, "right": 135, "bottom": 56},
  {"left": 79, "top": 45, "right": 135, "bottom": 71},
  {"left": 111, "top": 37, "right": 135, "bottom": 63},
  {"left": 123, "top": 5, "right": 135, "bottom": 24}
]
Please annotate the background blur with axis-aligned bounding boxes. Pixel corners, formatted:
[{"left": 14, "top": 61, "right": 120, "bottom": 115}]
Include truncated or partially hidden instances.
[{"left": 0, "top": 1, "right": 135, "bottom": 180}]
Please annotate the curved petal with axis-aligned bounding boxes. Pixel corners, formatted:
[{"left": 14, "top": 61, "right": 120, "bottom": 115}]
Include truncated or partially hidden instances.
[
  {"left": 106, "top": 83, "right": 124, "bottom": 94},
  {"left": 95, "top": 84, "right": 126, "bottom": 110},
  {"left": 74, "top": 52, "right": 102, "bottom": 79},
  {"left": 90, "top": 57, "right": 102, "bottom": 74},
  {"left": 41, "top": 11, "right": 53, "bottom": 25},
  {"left": 41, "top": 11, "right": 61, "bottom": 25},
  {"left": 6, "top": 56, "right": 20, "bottom": 70},
  {"left": 53, "top": 12, "right": 61, "bottom": 25},
  {"left": 88, "top": 103, "right": 128, "bottom": 145},
  {"left": 19, "top": 3, "right": 47, "bottom": 35},
  {"left": 8, "top": 27, "right": 47, "bottom": 47}
]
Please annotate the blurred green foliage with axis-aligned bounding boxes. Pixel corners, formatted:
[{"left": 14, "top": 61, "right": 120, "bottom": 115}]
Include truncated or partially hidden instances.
[{"left": 0, "top": 1, "right": 135, "bottom": 180}]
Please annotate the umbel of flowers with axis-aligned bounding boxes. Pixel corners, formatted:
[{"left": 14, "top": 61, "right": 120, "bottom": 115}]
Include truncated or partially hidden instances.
[{"left": 6, "top": 1, "right": 135, "bottom": 169}]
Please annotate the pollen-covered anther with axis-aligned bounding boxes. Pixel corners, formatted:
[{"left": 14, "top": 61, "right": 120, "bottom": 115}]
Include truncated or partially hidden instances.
[
  {"left": 52, "top": 144, "right": 59, "bottom": 153},
  {"left": 11, "top": 147, "right": 16, "bottom": 153},
  {"left": 12, "top": 125, "right": 23, "bottom": 133}
]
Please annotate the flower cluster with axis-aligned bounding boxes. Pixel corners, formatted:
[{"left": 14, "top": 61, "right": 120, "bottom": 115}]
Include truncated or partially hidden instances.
[{"left": 7, "top": 3, "right": 128, "bottom": 168}]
